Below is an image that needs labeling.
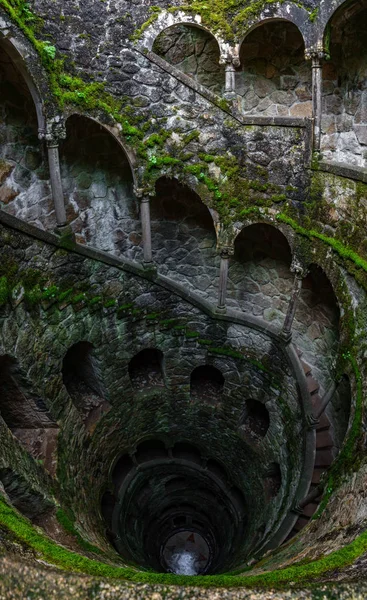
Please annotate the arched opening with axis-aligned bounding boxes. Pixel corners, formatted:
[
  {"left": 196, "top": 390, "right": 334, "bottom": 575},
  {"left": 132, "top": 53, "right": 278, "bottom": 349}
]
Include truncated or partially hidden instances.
[
  {"left": 229, "top": 223, "right": 293, "bottom": 322},
  {"left": 0, "top": 43, "right": 50, "bottom": 227},
  {"left": 62, "top": 342, "right": 108, "bottom": 424},
  {"left": 294, "top": 264, "right": 340, "bottom": 392},
  {"left": 152, "top": 177, "right": 218, "bottom": 298},
  {"left": 238, "top": 20, "right": 311, "bottom": 116},
  {"left": 190, "top": 365, "right": 224, "bottom": 404},
  {"left": 135, "top": 439, "right": 167, "bottom": 463},
  {"left": 152, "top": 25, "right": 224, "bottom": 94},
  {"left": 172, "top": 442, "right": 202, "bottom": 464},
  {"left": 242, "top": 398, "right": 270, "bottom": 438},
  {"left": 321, "top": 0, "right": 367, "bottom": 166},
  {"left": 0, "top": 355, "right": 58, "bottom": 473},
  {"left": 112, "top": 454, "right": 134, "bottom": 490},
  {"left": 128, "top": 348, "right": 165, "bottom": 390},
  {"left": 60, "top": 115, "right": 139, "bottom": 257},
  {"left": 264, "top": 462, "right": 282, "bottom": 500},
  {"left": 325, "top": 374, "right": 351, "bottom": 453}
]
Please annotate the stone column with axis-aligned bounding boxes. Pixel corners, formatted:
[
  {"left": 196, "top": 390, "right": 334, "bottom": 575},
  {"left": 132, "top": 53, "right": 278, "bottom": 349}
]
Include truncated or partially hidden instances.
[
  {"left": 40, "top": 120, "right": 67, "bottom": 229},
  {"left": 308, "top": 50, "right": 326, "bottom": 152},
  {"left": 217, "top": 248, "right": 232, "bottom": 311},
  {"left": 220, "top": 52, "right": 240, "bottom": 100},
  {"left": 135, "top": 188, "right": 153, "bottom": 265},
  {"left": 281, "top": 266, "right": 305, "bottom": 342}
]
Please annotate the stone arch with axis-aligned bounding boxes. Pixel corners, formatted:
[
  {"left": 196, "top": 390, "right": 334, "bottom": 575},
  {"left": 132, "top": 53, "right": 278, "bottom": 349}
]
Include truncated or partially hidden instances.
[
  {"left": 228, "top": 222, "right": 293, "bottom": 318},
  {"left": 321, "top": 0, "right": 367, "bottom": 166},
  {"left": 294, "top": 263, "right": 340, "bottom": 392},
  {"left": 0, "top": 25, "right": 46, "bottom": 131},
  {"left": 62, "top": 341, "right": 109, "bottom": 425},
  {"left": 64, "top": 112, "right": 138, "bottom": 187},
  {"left": 128, "top": 348, "right": 165, "bottom": 390},
  {"left": 152, "top": 23, "right": 225, "bottom": 94},
  {"left": 151, "top": 176, "right": 219, "bottom": 300},
  {"left": 190, "top": 365, "right": 225, "bottom": 404},
  {"left": 237, "top": 19, "right": 311, "bottom": 117},
  {"left": 59, "top": 114, "right": 141, "bottom": 258},
  {"left": 0, "top": 39, "right": 52, "bottom": 228},
  {"left": 241, "top": 398, "right": 270, "bottom": 439},
  {"left": 319, "top": 0, "right": 361, "bottom": 45},
  {"left": 137, "top": 10, "right": 225, "bottom": 56}
]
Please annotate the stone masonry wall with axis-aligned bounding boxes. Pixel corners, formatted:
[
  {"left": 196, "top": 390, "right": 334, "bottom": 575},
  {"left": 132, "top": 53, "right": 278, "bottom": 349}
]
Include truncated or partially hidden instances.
[
  {"left": 0, "top": 46, "right": 53, "bottom": 229},
  {"left": 321, "top": 4, "right": 367, "bottom": 167},
  {"left": 0, "top": 217, "right": 305, "bottom": 556},
  {"left": 237, "top": 21, "right": 312, "bottom": 117},
  {"left": 151, "top": 177, "right": 219, "bottom": 296},
  {"left": 152, "top": 25, "right": 225, "bottom": 95},
  {"left": 60, "top": 115, "right": 141, "bottom": 260}
]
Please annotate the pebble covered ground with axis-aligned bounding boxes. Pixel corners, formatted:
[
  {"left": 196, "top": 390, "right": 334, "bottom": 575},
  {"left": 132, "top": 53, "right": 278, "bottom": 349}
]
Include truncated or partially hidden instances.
[{"left": 2, "top": 554, "right": 367, "bottom": 600}]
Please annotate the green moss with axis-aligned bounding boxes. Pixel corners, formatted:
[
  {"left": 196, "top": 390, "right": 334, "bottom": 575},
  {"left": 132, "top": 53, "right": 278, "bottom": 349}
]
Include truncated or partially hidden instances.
[
  {"left": 145, "top": 312, "right": 160, "bottom": 320},
  {"left": 3, "top": 495, "right": 367, "bottom": 587},
  {"left": 58, "top": 288, "right": 73, "bottom": 302},
  {"left": 0, "top": 276, "right": 9, "bottom": 306},
  {"left": 24, "top": 284, "right": 42, "bottom": 307},
  {"left": 41, "top": 285, "right": 59, "bottom": 300},
  {"left": 277, "top": 214, "right": 367, "bottom": 275},
  {"left": 71, "top": 293, "right": 86, "bottom": 304},
  {"left": 56, "top": 509, "right": 103, "bottom": 555},
  {"left": 103, "top": 298, "right": 117, "bottom": 308},
  {"left": 135, "top": 0, "right": 316, "bottom": 43}
]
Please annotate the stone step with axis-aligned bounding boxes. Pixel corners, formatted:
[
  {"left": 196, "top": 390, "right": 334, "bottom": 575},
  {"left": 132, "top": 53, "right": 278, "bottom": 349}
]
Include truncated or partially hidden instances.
[
  {"left": 302, "top": 502, "right": 319, "bottom": 518},
  {"left": 300, "top": 360, "right": 312, "bottom": 376},
  {"left": 312, "top": 466, "right": 327, "bottom": 484},
  {"left": 316, "top": 412, "right": 331, "bottom": 431},
  {"left": 307, "top": 376, "right": 320, "bottom": 395},
  {"left": 293, "top": 516, "right": 310, "bottom": 532},
  {"left": 316, "top": 430, "right": 334, "bottom": 449},
  {"left": 315, "top": 448, "right": 334, "bottom": 468}
]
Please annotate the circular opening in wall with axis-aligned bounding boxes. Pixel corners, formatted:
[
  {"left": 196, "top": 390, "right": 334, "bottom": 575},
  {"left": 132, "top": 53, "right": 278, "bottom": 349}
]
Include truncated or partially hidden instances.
[
  {"left": 162, "top": 530, "right": 211, "bottom": 575},
  {"left": 104, "top": 440, "right": 247, "bottom": 574}
]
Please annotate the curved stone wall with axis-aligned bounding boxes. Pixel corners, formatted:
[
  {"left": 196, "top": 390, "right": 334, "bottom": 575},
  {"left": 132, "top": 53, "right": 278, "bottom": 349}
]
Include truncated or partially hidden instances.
[{"left": 0, "top": 0, "right": 365, "bottom": 597}]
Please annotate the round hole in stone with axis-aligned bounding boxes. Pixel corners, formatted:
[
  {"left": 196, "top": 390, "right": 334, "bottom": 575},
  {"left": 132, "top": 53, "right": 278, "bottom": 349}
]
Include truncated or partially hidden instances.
[{"left": 162, "top": 530, "right": 211, "bottom": 575}]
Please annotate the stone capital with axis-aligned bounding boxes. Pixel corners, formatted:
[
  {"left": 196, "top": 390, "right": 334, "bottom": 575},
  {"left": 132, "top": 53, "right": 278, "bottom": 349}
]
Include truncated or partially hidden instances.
[
  {"left": 39, "top": 117, "right": 67, "bottom": 147},
  {"left": 219, "top": 246, "right": 234, "bottom": 259},
  {"left": 219, "top": 49, "right": 240, "bottom": 68},
  {"left": 305, "top": 46, "right": 327, "bottom": 63},
  {"left": 290, "top": 259, "right": 308, "bottom": 279},
  {"left": 306, "top": 413, "right": 320, "bottom": 430},
  {"left": 134, "top": 186, "right": 155, "bottom": 201}
]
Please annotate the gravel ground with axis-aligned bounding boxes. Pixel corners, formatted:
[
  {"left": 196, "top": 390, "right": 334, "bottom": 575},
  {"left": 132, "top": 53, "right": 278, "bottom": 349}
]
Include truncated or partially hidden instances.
[{"left": 2, "top": 554, "right": 367, "bottom": 600}]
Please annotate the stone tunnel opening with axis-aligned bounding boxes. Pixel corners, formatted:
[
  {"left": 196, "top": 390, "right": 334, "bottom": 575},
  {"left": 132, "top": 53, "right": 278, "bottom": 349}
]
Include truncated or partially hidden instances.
[{"left": 102, "top": 440, "right": 247, "bottom": 574}]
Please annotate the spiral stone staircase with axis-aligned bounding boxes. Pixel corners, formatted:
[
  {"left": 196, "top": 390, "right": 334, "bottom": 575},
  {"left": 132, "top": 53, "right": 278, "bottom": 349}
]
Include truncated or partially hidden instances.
[{"left": 0, "top": 0, "right": 365, "bottom": 597}]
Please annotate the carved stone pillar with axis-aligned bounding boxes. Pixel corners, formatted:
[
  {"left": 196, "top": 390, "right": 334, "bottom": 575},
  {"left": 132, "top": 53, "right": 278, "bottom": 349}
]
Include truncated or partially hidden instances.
[
  {"left": 135, "top": 187, "right": 153, "bottom": 265},
  {"left": 281, "top": 265, "right": 306, "bottom": 342},
  {"left": 40, "top": 120, "right": 67, "bottom": 228},
  {"left": 220, "top": 52, "right": 240, "bottom": 99},
  {"left": 217, "top": 248, "right": 233, "bottom": 311},
  {"left": 307, "top": 49, "right": 326, "bottom": 152}
]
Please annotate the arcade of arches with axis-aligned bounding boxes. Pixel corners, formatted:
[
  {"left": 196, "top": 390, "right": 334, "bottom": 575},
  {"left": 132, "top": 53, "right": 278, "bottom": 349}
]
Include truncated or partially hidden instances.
[{"left": 0, "top": 1, "right": 366, "bottom": 598}]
